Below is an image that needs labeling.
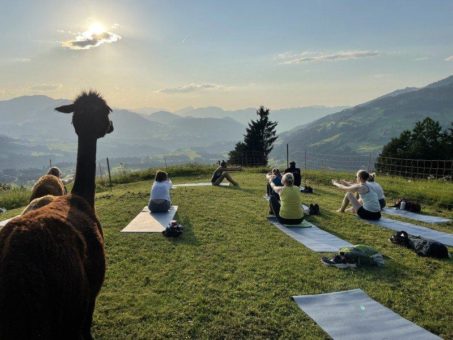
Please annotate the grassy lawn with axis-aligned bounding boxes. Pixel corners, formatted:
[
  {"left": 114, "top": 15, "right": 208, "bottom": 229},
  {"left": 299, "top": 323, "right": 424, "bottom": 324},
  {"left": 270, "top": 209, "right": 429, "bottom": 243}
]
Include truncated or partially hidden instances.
[{"left": 1, "top": 169, "right": 453, "bottom": 338}]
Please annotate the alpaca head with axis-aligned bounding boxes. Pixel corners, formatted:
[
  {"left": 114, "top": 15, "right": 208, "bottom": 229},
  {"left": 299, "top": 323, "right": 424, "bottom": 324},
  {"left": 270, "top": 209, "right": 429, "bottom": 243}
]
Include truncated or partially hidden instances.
[{"left": 55, "top": 91, "right": 113, "bottom": 139}]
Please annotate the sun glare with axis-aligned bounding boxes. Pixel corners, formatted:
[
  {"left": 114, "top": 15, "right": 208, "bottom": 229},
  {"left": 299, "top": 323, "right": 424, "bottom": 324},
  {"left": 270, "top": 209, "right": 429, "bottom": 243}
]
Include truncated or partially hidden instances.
[{"left": 88, "top": 22, "right": 106, "bottom": 35}]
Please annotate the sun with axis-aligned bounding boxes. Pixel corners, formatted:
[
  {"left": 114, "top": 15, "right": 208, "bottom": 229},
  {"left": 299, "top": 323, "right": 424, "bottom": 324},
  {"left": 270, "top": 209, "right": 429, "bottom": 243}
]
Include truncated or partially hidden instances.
[{"left": 88, "top": 22, "right": 106, "bottom": 35}]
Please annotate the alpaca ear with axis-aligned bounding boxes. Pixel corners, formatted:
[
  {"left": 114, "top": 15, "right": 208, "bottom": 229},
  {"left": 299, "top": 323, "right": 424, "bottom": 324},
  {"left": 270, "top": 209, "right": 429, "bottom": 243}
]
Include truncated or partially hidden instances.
[
  {"left": 107, "top": 105, "right": 113, "bottom": 113},
  {"left": 55, "top": 104, "right": 75, "bottom": 113}
]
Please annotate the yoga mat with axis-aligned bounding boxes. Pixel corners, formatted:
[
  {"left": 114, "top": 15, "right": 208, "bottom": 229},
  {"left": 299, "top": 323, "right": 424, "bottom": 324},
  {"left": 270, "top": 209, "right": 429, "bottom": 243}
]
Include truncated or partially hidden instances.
[
  {"left": 268, "top": 217, "right": 352, "bottom": 252},
  {"left": 293, "top": 289, "right": 440, "bottom": 340},
  {"left": 383, "top": 207, "right": 450, "bottom": 224},
  {"left": 367, "top": 217, "right": 453, "bottom": 247},
  {"left": 121, "top": 206, "right": 178, "bottom": 233},
  {"left": 173, "top": 182, "right": 229, "bottom": 188},
  {"left": 0, "top": 216, "right": 18, "bottom": 228},
  {"left": 284, "top": 220, "right": 313, "bottom": 228}
]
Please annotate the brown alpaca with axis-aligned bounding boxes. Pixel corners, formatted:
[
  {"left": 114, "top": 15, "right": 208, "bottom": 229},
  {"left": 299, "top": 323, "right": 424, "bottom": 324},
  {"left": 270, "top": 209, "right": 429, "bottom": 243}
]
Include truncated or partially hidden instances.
[
  {"left": 0, "top": 91, "right": 113, "bottom": 340},
  {"left": 29, "top": 174, "right": 65, "bottom": 202}
]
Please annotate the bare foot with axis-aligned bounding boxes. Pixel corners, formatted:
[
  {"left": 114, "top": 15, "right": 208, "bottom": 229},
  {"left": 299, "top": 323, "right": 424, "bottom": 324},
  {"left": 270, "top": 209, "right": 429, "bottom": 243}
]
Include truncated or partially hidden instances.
[{"left": 336, "top": 209, "right": 344, "bottom": 213}]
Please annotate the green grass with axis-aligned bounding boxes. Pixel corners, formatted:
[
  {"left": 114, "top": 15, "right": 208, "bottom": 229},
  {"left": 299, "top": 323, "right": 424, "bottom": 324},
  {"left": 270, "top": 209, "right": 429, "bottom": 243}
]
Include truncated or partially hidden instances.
[{"left": 1, "top": 169, "right": 453, "bottom": 338}]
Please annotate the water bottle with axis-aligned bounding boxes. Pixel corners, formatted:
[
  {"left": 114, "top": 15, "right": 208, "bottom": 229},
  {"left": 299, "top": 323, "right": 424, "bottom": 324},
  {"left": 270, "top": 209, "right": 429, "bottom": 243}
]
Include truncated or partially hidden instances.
[{"left": 400, "top": 200, "right": 406, "bottom": 210}]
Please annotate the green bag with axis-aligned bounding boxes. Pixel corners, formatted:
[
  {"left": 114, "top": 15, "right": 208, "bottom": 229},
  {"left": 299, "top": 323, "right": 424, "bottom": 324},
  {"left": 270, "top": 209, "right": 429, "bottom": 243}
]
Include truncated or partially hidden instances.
[{"left": 339, "top": 244, "right": 384, "bottom": 266}]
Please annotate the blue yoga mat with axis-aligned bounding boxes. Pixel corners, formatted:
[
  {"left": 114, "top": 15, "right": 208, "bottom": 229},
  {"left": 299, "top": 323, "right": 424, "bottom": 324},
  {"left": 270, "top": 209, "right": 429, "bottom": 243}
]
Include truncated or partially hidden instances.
[
  {"left": 367, "top": 217, "right": 453, "bottom": 247},
  {"left": 383, "top": 208, "right": 450, "bottom": 224},
  {"left": 268, "top": 217, "right": 352, "bottom": 252},
  {"left": 293, "top": 289, "right": 440, "bottom": 340}
]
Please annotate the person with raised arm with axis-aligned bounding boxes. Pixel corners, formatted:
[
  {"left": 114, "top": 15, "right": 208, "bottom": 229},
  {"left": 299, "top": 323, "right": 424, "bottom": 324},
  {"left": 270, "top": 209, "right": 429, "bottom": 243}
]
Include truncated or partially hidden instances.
[
  {"left": 211, "top": 160, "right": 241, "bottom": 186},
  {"left": 268, "top": 173, "right": 304, "bottom": 224},
  {"left": 332, "top": 169, "right": 381, "bottom": 220}
]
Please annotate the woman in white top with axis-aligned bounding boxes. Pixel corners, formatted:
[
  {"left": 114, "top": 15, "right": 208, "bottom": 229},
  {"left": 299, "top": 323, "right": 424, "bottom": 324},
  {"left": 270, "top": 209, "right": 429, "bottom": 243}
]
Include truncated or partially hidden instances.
[
  {"left": 367, "top": 172, "right": 386, "bottom": 209},
  {"left": 148, "top": 170, "right": 172, "bottom": 213},
  {"left": 332, "top": 169, "right": 381, "bottom": 220}
]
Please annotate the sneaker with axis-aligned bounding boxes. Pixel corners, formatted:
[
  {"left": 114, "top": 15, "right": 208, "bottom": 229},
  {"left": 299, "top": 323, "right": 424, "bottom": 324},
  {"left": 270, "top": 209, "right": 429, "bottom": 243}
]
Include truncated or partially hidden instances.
[{"left": 321, "top": 255, "right": 356, "bottom": 269}]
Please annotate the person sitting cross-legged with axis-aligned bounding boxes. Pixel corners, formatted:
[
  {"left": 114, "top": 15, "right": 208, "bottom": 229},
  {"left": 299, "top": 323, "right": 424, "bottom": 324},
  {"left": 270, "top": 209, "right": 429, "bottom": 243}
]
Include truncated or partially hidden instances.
[
  {"left": 332, "top": 169, "right": 381, "bottom": 220},
  {"left": 148, "top": 170, "right": 172, "bottom": 213},
  {"left": 211, "top": 161, "right": 241, "bottom": 186},
  {"left": 268, "top": 173, "right": 304, "bottom": 225}
]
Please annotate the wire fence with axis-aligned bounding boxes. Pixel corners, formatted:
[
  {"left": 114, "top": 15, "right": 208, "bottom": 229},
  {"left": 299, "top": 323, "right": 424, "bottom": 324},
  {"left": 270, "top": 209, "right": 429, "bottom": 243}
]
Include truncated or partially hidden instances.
[
  {"left": 286, "top": 150, "right": 453, "bottom": 180},
  {"left": 105, "top": 150, "right": 453, "bottom": 181},
  {"left": 4, "top": 148, "right": 453, "bottom": 186}
]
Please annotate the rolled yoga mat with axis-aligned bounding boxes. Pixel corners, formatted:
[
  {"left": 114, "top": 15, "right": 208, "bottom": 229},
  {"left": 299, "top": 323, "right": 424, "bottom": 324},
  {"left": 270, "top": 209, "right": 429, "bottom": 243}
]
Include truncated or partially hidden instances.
[
  {"left": 268, "top": 217, "right": 352, "bottom": 252},
  {"left": 366, "top": 217, "right": 453, "bottom": 247},
  {"left": 293, "top": 289, "right": 440, "bottom": 340},
  {"left": 383, "top": 207, "right": 450, "bottom": 224},
  {"left": 121, "top": 206, "right": 178, "bottom": 233}
]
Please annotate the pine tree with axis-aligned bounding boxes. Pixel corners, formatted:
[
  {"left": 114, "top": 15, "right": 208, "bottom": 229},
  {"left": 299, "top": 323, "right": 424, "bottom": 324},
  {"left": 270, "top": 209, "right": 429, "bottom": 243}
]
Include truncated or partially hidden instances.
[
  {"left": 376, "top": 117, "right": 453, "bottom": 176},
  {"left": 228, "top": 106, "right": 278, "bottom": 166}
]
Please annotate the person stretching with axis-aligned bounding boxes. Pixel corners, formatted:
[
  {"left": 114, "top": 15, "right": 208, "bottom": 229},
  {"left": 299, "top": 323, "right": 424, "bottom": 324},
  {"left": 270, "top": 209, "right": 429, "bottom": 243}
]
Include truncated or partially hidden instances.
[
  {"left": 367, "top": 172, "right": 386, "bottom": 210},
  {"left": 211, "top": 161, "right": 240, "bottom": 186},
  {"left": 268, "top": 173, "right": 304, "bottom": 225},
  {"left": 148, "top": 170, "right": 172, "bottom": 213},
  {"left": 332, "top": 170, "right": 381, "bottom": 220},
  {"left": 266, "top": 168, "right": 282, "bottom": 198}
]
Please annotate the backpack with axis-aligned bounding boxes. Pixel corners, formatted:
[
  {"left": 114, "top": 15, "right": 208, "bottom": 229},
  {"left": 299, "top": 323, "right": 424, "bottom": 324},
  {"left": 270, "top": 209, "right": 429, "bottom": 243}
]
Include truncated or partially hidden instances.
[
  {"left": 162, "top": 221, "right": 184, "bottom": 237},
  {"left": 390, "top": 231, "right": 449, "bottom": 259},
  {"left": 394, "top": 198, "right": 421, "bottom": 213},
  {"left": 338, "top": 244, "right": 385, "bottom": 266}
]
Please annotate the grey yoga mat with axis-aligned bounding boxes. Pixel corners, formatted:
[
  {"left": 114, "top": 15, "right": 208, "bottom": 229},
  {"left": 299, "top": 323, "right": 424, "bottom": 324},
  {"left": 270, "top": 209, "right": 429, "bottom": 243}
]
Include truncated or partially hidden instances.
[
  {"left": 367, "top": 217, "right": 453, "bottom": 247},
  {"left": 173, "top": 182, "right": 229, "bottom": 188},
  {"left": 0, "top": 216, "right": 17, "bottom": 229},
  {"left": 383, "top": 207, "right": 450, "bottom": 224},
  {"left": 268, "top": 217, "right": 352, "bottom": 252},
  {"left": 293, "top": 289, "right": 440, "bottom": 340},
  {"left": 121, "top": 206, "right": 178, "bottom": 233}
]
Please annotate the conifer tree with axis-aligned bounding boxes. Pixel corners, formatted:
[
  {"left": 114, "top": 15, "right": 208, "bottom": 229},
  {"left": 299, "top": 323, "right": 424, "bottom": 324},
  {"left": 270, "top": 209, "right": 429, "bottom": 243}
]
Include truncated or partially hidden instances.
[{"left": 228, "top": 106, "right": 278, "bottom": 166}]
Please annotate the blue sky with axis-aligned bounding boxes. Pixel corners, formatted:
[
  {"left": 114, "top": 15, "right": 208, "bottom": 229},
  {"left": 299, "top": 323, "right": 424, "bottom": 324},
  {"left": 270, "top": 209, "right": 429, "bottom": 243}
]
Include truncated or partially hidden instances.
[{"left": 0, "top": 0, "right": 452, "bottom": 110}]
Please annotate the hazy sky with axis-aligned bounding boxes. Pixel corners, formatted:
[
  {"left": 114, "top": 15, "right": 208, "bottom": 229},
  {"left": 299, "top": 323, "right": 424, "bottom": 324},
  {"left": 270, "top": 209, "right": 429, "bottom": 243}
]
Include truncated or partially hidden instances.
[{"left": 1, "top": 0, "right": 453, "bottom": 110}]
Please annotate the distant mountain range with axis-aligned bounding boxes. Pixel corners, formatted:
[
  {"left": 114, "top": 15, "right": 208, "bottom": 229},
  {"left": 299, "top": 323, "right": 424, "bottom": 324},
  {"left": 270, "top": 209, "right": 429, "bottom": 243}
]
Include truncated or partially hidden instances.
[
  {"left": 0, "top": 95, "right": 345, "bottom": 173},
  {"left": 2, "top": 74, "right": 453, "bottom": 180},
  {"left": 0, "top": 96, "right": 245, "bottom": 172},
  {"left": 139, "top": 105, "right": 347, "bottom": 133},
  {"left": 274, "top": 75, "right": 453, "bottom": 162}
]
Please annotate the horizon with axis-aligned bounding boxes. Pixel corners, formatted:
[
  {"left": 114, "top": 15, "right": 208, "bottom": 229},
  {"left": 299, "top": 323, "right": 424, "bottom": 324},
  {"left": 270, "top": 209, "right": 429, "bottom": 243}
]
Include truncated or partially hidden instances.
[{"left": 1, "top": 1, "right": 453, "bottom": 111}]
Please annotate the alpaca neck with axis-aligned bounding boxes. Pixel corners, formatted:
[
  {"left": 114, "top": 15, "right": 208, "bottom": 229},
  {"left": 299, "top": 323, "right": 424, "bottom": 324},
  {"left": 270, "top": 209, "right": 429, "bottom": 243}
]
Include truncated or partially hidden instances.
[{"left": 72, "top": 135, "right": 98, "bottom": 207}]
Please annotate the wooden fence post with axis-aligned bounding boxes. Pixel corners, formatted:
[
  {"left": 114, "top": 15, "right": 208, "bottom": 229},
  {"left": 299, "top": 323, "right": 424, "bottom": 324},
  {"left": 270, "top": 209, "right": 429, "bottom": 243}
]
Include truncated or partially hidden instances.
[{"left": 106, "top": 157, "right": 112, "bottom": 187}]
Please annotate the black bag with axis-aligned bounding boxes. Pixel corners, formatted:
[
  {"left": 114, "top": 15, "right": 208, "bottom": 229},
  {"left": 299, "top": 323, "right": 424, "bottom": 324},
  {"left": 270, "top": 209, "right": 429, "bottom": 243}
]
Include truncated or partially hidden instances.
[
  {"left": 394, "top": 199, "right": 422, "bottom": 213},
  {"left": 163, "top": 221, "right": 184, "bottom": 237},
  {"left": 390, "top": 231, "right": 449, "bottom": 258}
]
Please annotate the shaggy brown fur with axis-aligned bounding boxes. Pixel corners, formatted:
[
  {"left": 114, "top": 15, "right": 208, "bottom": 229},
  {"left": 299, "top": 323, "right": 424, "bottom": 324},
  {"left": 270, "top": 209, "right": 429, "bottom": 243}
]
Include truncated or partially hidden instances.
[
  {"left": 0, "top": 91, "right": 113, "bottom": 340},
  {"left": 22, "top": 194, "right": 58, "bottom": 215},
  {"left": 29, "top": 174, "right": 65, "bottom": 202}
]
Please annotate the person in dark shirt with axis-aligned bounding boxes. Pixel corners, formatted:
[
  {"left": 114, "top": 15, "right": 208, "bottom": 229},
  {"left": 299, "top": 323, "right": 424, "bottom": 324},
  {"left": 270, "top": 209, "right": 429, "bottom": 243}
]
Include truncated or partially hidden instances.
[
  {"left": 266, "top": 168, "right": 282, "bottom": 197},
  {"left": 211, "top": 160, "right": 241, "bottom": 186},
  {"left": 284, "top": 161, "right": 301, "bottom": 187}
]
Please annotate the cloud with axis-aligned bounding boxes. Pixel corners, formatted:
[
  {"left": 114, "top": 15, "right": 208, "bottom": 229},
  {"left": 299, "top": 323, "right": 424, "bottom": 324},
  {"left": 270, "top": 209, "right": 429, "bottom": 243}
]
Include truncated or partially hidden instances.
[
  {"left": 445, "top": 55, "right": 453, "bottom": 62},
  {"left": 156, "top": 83, "right": 225, "bottom": 94},
  {"left": 30, "top": 83, "right": 62, "bottom": 92},
  {"left": 277, "top": 50, "right": 380, "bottom": 64},
  {"left": 62, "top": 30, "right": 121, "bottom": 50}
]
